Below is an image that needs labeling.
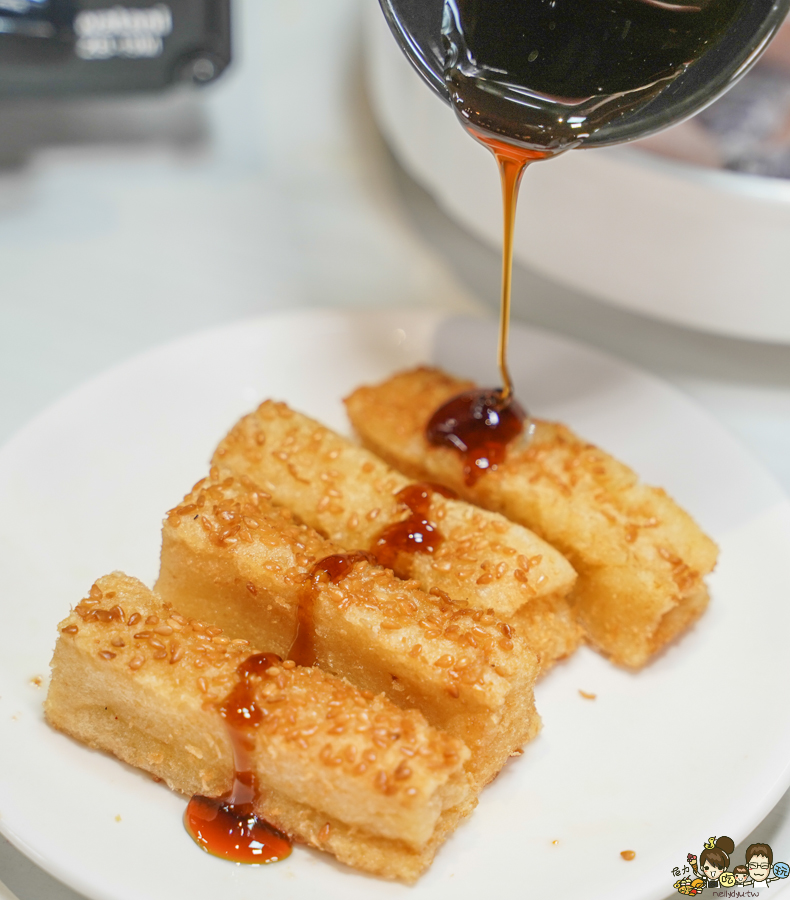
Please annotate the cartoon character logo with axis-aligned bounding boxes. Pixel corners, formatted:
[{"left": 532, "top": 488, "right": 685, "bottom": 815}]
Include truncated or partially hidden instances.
[
  {"left": 688, "top": 836, "right": 735, "bottom": 889},
  {"left": 672, "top": 837, "right": 790, "bottom": 894},
  {"left": 732, "top": 864, "right": 749, "bottom": 886},
  {"left": 744, "top": 842, "right": 788, "bottom": 889}
]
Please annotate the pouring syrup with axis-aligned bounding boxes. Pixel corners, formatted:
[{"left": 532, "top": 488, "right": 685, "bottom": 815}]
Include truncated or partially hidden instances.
[{"left": 427, "top": 0, "right": 745, "bottom": 474}]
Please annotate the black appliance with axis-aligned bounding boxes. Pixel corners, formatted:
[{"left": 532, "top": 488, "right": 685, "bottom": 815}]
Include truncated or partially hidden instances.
[{"left": 0, "top": 0, "right": 230, "bottom": 95}]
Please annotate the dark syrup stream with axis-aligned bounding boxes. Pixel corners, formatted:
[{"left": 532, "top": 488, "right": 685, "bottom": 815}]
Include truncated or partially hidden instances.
[{"left": 426, "top": 129, "right": 539, "bottom": 484}]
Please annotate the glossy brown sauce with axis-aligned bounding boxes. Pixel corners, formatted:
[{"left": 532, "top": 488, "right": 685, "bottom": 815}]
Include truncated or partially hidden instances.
[
  {"left": 290, "top": 552, "right": 375, "bottom": 668},
  {"left": 373, "top": 483, "right": 455, "bottom": 576},
  {"left": 184, "top": 652, "right": 292, "bottom": 864},
  {"left": 444, "top": 0, "right": 746, "bottom": 152},
  {"left": 426, "top": 388, "right": 526, "bottom": 486},
  {"left": 312, "top": 551, "right": 376, "bottom": 584},
  {"left": 424, "top": 132, "right": 542, "bottom": 484}
]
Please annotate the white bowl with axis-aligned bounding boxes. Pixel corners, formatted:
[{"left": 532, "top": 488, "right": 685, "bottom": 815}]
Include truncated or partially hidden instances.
[{"left": 364, "top": 4, "right": 790, "bottom": 343}]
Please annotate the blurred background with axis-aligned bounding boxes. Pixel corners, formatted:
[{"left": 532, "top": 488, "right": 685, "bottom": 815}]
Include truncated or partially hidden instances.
[{"left": 1, "top": 1, "right": 790, "bottom": 896}]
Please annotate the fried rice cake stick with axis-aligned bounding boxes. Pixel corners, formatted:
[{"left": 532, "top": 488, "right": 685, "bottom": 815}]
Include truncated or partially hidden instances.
[
  {"left": 155, "top": 472, "right": 540, "bottom": 790},
  {"left": 211, "top": 400, "right": 580, "bottom": 670},
  {"left": 344, "top": 367, "right": 719, "bottom": 670},
  {"left": 45, "top": 573, "right": 476, "bottom": 882}
]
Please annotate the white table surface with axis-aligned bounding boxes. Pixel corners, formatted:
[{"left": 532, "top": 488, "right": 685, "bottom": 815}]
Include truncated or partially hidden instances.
[{"left": 1, "top": 1, "right": 789, "bottom": 898}]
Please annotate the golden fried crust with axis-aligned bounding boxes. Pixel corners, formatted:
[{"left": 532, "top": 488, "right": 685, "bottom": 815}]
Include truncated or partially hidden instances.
[
  {"left": 45, "top": 573, "right": 476, "bottom": 881},
  {"left": 155, "top": 473, "right": 541, "bottom": 789},
  {"left": 211, "top": 399, "right": 580, "bottom": 668},
  {"left": 344, "top": 367, "right": 719, "bottom": 669}
]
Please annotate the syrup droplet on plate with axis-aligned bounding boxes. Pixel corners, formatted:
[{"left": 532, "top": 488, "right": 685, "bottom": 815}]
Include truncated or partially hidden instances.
[{"left": 184, "top": 793, "right": 291, "bottom": 865}]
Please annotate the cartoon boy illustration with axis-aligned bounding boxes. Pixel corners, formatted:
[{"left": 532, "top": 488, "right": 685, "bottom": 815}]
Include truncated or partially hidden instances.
[
  {"left": 745, "top": 843, "right": 779, "bottom": 889},
  {"left": 688, "top": 836, "right": 735, "bottom": 889},
  {"left": 733, "top": 864, "right": 750, "bottom": 885}
]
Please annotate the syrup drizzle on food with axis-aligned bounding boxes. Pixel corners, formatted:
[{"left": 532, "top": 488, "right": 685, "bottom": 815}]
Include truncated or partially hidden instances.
[
  {"left": 290, "top": 552, "right": 376, "bottom": 668},
  {"left": 373, "top": 483, "right": 455, "bottom": 576},
  {"left": 184, "top": 652, "right": 292, "bottom": 864}
]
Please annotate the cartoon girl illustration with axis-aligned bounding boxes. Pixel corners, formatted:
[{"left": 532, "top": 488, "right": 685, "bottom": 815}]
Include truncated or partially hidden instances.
[{"left": 688, "top": 835, "right": 735, "bottom": 889}]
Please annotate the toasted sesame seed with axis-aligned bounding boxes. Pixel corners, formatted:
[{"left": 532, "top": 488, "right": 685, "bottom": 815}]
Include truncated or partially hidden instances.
[
  {"left": 61, "top": 625, "right": 79, "bottom": 635},
  {"left": 129, "top": 655, "right": 145, "bottom": 670},
  {"left": 98, "top": 651, "right": 116, "bottom": 660},
  {"left": 374, "top": 770, "right": 389, "bottom": 792},
  {"left": 394, "top": 761, "right": 412, "bottom": 780}
]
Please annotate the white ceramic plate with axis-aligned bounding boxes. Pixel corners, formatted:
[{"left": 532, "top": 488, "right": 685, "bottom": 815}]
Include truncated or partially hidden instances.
[{"left": 1, "top": 309, "right": 789, "bottom": 900}]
